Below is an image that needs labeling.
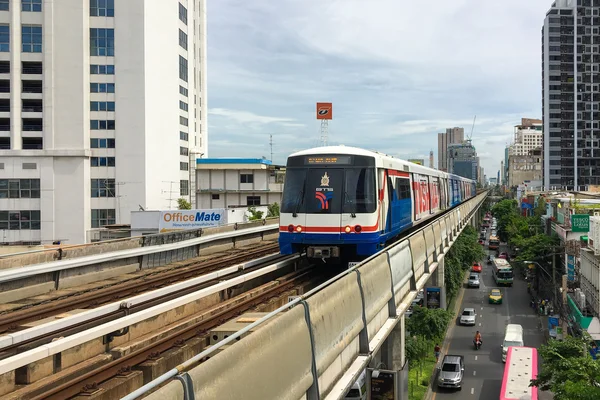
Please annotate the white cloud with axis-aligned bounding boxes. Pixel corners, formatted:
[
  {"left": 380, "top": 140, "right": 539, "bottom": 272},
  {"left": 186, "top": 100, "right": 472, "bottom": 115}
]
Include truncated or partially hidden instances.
[{"left": 207, "top": 0, "right": 550, "bottom": 177}]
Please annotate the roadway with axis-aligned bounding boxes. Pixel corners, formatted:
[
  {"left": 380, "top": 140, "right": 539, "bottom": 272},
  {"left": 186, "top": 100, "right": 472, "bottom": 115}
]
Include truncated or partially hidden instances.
[{"left": 428, "top": 235, "right": 553, "bottom": 400}]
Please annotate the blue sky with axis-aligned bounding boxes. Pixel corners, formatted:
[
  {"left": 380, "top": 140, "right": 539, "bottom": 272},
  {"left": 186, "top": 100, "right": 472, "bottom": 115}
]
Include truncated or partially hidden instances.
[{"left": 207, "top": 0, "right": 552, "bottom": 177}]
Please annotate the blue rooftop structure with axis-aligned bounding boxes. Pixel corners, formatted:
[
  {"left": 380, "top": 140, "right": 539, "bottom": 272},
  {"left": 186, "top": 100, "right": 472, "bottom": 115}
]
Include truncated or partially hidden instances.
[{"left": 196, "top": 158, "right": 273, "bottom": 165}]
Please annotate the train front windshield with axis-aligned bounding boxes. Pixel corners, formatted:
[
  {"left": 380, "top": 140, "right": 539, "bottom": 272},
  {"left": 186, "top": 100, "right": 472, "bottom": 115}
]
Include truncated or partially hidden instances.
[{"left": 281, "top": 155, "right": 377, "bottom": 215}]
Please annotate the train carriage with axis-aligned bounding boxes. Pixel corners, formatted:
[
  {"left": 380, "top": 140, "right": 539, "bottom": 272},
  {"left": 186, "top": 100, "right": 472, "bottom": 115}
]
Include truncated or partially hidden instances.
[{"left": 279, "top": 146, "right": 476, "bottom": 263}]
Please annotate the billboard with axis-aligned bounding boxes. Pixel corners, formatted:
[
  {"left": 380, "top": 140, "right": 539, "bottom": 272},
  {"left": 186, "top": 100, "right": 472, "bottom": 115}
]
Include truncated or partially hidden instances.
[
  {"left": 571, "top": 214, "right": 590, "bottom": 233},
  {"left": 159, "top": 209, "right": 226, "bottom": 233},
  {"left": 426, "top": 287, "right": 441, "bottom": 309},
  {"left": 408, "top": 159, "right": 424, "bottom": 165},
  {"left": 316, "top": 102, "right": 332, "bottom": 120},
  {"left": 567, "top": 254, "right": 576, "bottom": 281}
]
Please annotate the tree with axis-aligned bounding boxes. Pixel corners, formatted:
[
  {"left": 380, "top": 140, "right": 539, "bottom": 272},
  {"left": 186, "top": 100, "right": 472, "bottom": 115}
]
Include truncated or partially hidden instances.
[
  {"left": 514, "top": 233, "right": 560, "bottom": 263},
  {"left": 444, "top": 225, "right": 485, "bottom": 301},
  {"left": 247, "top": 206, "right": 264, "bottom": 221},
  {"left": 531, "top": 336, "right": 600, "bottom": 399},
  {"left": 177, "top": 198, "right": 191, "bottom": 210},
  {"left": 267, "top": 202, "right": 280, "bottom": 218},
  {"left": 406, "top": 306, "right": 453, "bottom": 342}
]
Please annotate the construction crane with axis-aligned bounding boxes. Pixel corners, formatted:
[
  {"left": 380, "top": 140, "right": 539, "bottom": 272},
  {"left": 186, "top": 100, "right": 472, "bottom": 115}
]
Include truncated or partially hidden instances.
[{"left": 467, "top": 115, "right": 476, "bottom": 142}]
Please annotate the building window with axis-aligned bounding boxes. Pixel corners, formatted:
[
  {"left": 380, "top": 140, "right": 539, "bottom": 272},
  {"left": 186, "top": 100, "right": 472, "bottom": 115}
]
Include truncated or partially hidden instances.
[
  {"left": 179, "top": 116, "right": 188, "bottom": 126},
  {"left": 180, "top": 131, "right": 188, "bottom": 141},
  {"left": 179, "top": 29, "right": 187, "bottom": 50},
  {"left": 22, "top": 137, "right": 42, "bottom": 149},
  {"left": 180, "top": 146, "right": 188, "bottom": 156},
  {"left": 22, "top": 25, "right": 42, "bottom": 53},
  {"left": 90, "top": 82, "right": 115, "bottom": 93},
  {"left": 91, "top": 208, "right": 115, "bottom": 228},
  {"left": 91, "top": 156, "right": 116, "bottom": 167},
  {"left": 90, "top": 101, "right": 115, "bottom": 111},
  {"left": 0, "top": 25, "right": 9, "bottom": 52},
  {"left": 90, "top": 119, "right": 115, "bottom": 130},
  {"left": 91, "top": 178, "right": 115, "bottom": 198},
  {"left": 212, "top": 194, "right": 220, "bottom": 200},
  {"left": 90, "top": 0, "right": 114, "bottom": 17},
  {"left": 179, "top": 55, "right": 188, "bottom": 82},
  {"left": 0, "top": 179, "right": 40, "bottom": 198},
  {"left": 90, "top": 28, "right": 114, "bottom": 56},
  {"left": 90, "top": 64, "right": 115, "bottom": 74},
  {"left": 180, "top": 180, "right": 189, "bottom": 196},
  {"left": 179, "top": 100, "right": 188, "bottom": 112},
  {"left": 179, "top": 85, "right": 188, "bottom": 97},
  {"left": 90, "top": 138, "right": 115, "bottom": 148},
  {"left": 0, "top": 137, "right": 9, "bottom": 149},
  {"left": 240, "top": 174, "right": 254, "bottom": 184},
  {"left": 246, "top": 196, "right": 260, "bottom": 206},
  {"left": 178, "top": 3, "right": 187, "bottom": 25},
  {"left": 0, "top": 0, "right": 8, "bottom": 11},
  {"left": 22, "top": 0, "right": 41, "bottom": 12},
  {"left": 0, "top": 210, "right": 41, "bottom": 230},
  {"left": 180, "top": 162, "right": 188, "bottom": 171}
]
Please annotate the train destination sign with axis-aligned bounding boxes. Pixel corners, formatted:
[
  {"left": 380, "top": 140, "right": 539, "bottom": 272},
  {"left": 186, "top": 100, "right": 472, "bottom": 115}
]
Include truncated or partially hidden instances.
[{"left": 305, "top": 155, "right": 352, "bottom": 165}]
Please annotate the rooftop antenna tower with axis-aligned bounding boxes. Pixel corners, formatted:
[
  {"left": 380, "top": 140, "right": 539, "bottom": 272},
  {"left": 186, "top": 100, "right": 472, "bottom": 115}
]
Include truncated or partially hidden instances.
[
  {"left": 316, "top": 102, "right": 333, "bottom": 146},
  {"left": 429, "top": 150, "right": 434, "bottom": 169},
  {"left": 269, "top": 134, "right": 273, "bottom": 162}
]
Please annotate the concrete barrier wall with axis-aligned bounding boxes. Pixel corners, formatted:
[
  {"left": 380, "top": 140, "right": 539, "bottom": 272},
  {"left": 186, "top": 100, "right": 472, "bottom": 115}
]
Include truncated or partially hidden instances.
[
  {"left": 137, "top": 192, "right": 488, "bottom": 400},
  {"left": 0, "top": 220, "right": 280, "bottom": 304}
]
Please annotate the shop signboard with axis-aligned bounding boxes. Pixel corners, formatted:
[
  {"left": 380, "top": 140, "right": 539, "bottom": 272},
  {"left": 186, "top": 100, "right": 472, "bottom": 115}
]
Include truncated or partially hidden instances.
[{"left": 571, "top": 214, "right": 590, "bottom": 233}]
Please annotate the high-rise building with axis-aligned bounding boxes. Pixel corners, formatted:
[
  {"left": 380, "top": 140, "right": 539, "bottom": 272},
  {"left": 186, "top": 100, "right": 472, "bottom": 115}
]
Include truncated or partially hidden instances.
[
  {"left": 447, "top": 141, "right": 478, "bottom": 180},
  {"left": 0, "top": 0, "right": 208, "bottom": 245},
  {"left": 542, "top": 0, "right": 598, "bottom": 190},
  {"left": 437, "top": 127, "right": 464, "bottom": 171},
  {"left": 509, "top": 118, "right": 543, "bottom": 156}
]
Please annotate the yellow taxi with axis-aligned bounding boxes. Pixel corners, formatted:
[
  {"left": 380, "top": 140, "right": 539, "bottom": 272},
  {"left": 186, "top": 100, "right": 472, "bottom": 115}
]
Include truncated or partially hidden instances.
[{"left": 489, "top": 289, "right": 503, "bottom": 304}]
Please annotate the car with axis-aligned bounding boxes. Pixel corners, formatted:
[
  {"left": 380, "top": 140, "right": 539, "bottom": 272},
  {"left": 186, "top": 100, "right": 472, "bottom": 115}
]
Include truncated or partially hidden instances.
[
  {"left": 437, "top": 355, "right": 464, "bottom": 389},
  {"left": 472, "top": 263, "right": 482, "bottom": 273},
  {"left": 489, "top": 289, "right": 503, "bottom": 304},
  {"left": 467, "top": 273, "right": 480, "bottom": 288},
  {"left": 498, "top": 252, "right": 508, "bottom": 260},
  {"left": 460, "top": 308, "right": 476, "bottom": 325},
  {"left": 478, "top": 239, "right": 485, "bottom": 245},
  {"left": 487, "top": 255, "right": 495, "bottom": 265}
]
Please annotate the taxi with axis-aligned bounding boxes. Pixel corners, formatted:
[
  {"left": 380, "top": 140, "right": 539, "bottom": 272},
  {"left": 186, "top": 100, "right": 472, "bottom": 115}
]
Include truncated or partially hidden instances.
[
  {"left": 489, "top": 289, "right": 503, "bottom": 304},
  {"left": 472, "top": 262, "right": 482, "bottom": 273}
]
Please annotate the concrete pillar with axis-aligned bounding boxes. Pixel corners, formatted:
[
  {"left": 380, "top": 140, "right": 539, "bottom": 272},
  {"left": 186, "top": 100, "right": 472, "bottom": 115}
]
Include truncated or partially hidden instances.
[
  {"left": 425, "top": 257, "right": 447, "bottom": 310},
  {"left": 381, "top": 315, "right": 408, "bottom": 399}
]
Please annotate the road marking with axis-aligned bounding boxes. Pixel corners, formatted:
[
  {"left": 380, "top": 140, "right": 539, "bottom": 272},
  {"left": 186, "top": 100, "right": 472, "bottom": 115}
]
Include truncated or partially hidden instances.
[
  {"left": 471, "top": 388, "right": 474, "bottom": 394},
  {"left": 475, "top": 356, "right": 478, "bottom": 360},
  {"left": 473, "top": 371, "right": 476, "bottom": 376},
  {"left": 481, "top": 307, "right": 483, "bottom": 310},
  {"left": 478, "top": 323, "right": 481, "bottom": 326}
]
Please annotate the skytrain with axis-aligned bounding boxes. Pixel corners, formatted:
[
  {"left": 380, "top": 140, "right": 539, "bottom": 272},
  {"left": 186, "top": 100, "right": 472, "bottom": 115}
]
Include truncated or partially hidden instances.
[{"left": 278, "top": 146, "right": 476, "bottom": 264}]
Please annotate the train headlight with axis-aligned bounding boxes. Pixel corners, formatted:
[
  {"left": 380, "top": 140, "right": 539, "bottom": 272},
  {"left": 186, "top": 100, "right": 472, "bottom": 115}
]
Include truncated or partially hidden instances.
[
  {"left": 295, "top": 225, "right": 303, "bottom": 233},
  {"left": 287, "top": 224, "right": 294, "bottom": 232},
  {"left": 354, "top": 225, "right": 362, "bottom": 233},
  {"left": 344, "top": 226, "right": 352, "bottom": 233}
]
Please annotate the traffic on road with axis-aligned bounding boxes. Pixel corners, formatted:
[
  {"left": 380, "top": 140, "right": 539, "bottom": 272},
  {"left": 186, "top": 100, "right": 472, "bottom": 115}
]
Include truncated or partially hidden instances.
[{"left": 428, "top": 213, "right": 552, "bottom": 400}]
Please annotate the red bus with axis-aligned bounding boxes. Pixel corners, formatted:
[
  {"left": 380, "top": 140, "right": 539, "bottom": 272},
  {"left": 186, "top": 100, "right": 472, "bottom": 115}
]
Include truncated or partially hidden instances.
[{"left": 500, "top": 346, "right": 538, "bottom": 400}]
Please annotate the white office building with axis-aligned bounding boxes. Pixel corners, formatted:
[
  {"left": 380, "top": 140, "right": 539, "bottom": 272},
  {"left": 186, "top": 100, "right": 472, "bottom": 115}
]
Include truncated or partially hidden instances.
[{"left": 0, "top": 0, "right": 207, "bottom": 245}]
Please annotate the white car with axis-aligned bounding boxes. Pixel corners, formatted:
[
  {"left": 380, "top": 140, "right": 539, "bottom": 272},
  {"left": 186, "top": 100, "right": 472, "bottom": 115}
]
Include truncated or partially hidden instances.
[{"left": 460, "top": 308, "right": 476, "bottom": 325}]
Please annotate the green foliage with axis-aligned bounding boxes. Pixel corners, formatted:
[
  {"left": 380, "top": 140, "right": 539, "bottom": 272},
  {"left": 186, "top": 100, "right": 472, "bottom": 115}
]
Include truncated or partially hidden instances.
[
  {"left": 267, "top": 202, "right": 280, "bottom": 218},
  {"left": 406, "top": 307, "right": 453, "bottom": 342},
  {"left": 531, "top": 336, "right": 600, "bottom": 399},
  {"left": 247, "top": 206, "right": 264, "bottom": 221},
  {"left": 514, "top": 234, "right": 560, "bottom": 263},
  {"left": 405, "top": 334, "right": 431, "bottom": 365},
  {"left": 443, "top": 225, "right": 485, "bottom": 301},
  {"left": 177, "top": 198, "right": 191, "bottom": 210}
]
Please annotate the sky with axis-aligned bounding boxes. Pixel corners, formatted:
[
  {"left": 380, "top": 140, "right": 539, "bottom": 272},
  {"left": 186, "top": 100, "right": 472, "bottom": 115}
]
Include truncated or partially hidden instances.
[{"left": 206, "top": 0, "right": 553, "bottom": 177}]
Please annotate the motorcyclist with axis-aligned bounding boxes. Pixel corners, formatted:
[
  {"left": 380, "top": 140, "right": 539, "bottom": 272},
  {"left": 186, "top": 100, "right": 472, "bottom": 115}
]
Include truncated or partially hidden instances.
[{"left": 474, "top": 331, "right": 482, "bottom": 347}]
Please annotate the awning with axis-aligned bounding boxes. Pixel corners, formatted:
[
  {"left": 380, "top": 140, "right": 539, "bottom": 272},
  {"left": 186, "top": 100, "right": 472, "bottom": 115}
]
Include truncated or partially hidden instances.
[{"left": 587, "top": 317, "right": 600, "bottom": 341}]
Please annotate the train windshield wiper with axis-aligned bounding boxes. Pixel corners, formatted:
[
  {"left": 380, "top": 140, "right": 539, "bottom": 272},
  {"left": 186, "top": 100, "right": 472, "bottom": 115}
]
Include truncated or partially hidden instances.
[{"left": 292, "top": 183, "right": 305, "bottom": 217}]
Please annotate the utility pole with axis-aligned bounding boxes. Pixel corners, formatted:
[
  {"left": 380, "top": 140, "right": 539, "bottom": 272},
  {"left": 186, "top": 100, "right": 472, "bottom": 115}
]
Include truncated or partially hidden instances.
[{"left": 269, "top": 134, "right": 273, "bottom": 163}]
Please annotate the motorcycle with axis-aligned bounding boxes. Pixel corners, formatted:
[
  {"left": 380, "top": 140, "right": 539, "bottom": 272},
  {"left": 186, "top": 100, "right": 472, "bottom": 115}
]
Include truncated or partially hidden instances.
[{"left": 473, "top": 339, "right": 482, "bottom": 350}]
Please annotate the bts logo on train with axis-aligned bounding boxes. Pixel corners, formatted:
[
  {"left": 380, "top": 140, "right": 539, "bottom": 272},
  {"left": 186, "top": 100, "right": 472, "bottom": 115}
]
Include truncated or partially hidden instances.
[{"left": 279, "top": 146, "right": 476, "bottom": 265}]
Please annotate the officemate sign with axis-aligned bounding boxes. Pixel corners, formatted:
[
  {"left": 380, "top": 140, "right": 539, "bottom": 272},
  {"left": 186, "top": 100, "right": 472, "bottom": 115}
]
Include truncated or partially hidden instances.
[{"left": 159, "top": 209, "right": 226, "bottom": 232}]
